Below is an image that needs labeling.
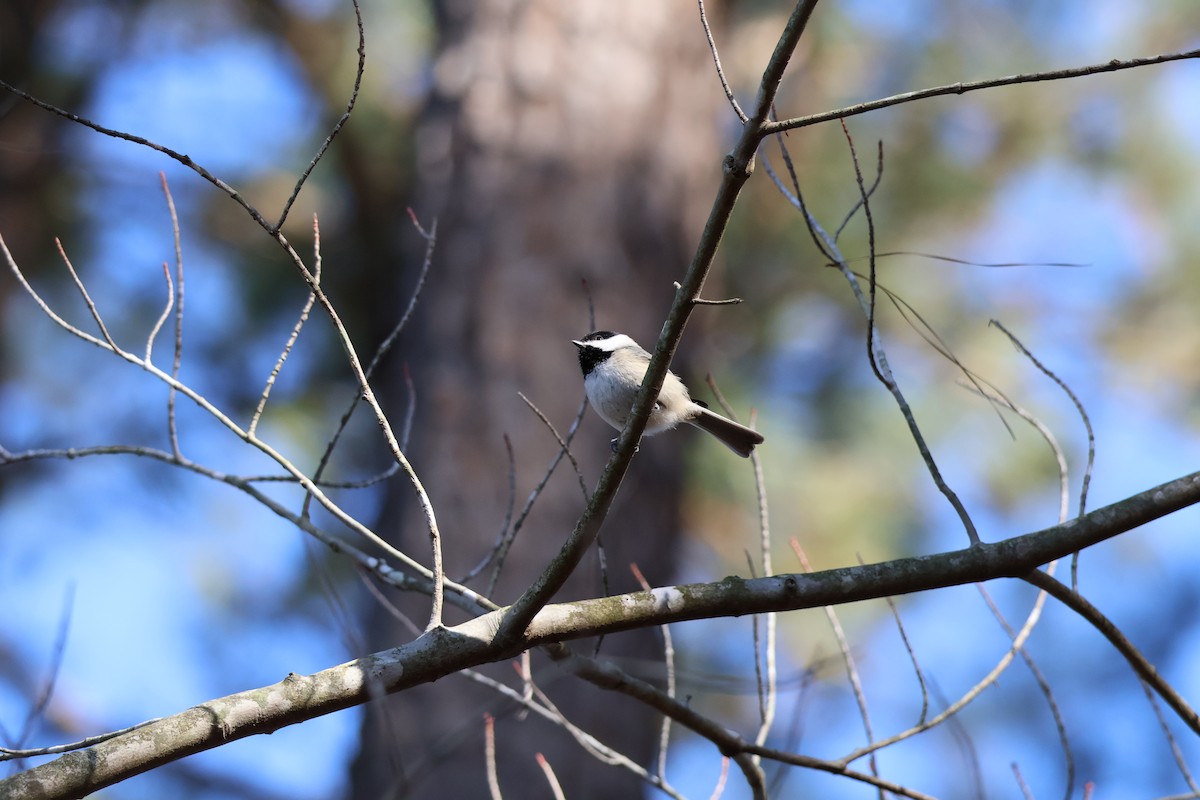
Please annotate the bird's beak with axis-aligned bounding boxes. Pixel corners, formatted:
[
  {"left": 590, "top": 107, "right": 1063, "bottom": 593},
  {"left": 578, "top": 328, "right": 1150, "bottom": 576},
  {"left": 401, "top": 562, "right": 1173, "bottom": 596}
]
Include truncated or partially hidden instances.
[{"left": 571, "top": 340, "right": 584, "bottom": 349}]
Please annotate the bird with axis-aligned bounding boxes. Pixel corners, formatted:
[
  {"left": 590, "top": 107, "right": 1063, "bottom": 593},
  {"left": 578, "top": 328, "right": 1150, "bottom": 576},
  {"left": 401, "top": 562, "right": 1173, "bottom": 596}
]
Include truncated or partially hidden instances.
[{"left": 572, "top": 330, "right": 763, "bottom": 457}]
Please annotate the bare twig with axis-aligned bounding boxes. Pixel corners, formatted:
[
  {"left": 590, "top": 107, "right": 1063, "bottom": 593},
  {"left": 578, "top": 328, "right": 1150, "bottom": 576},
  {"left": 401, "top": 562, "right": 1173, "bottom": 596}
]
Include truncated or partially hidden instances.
[
  {"left": 145, "top": 263, "right": 174, "bottom": 364},
  {"left": 631, "top": 563, "right": 677, "bottom": 785},
  {"left": 1140, "top": 679, "right": 1200, "bottom": 796},
  {"left": 0, "top": 719, "right": 162, "bottom": 761},
  {"left": 1012, "top": 762, "right": 1035, "bottom": 800},
  {"left": 838, "top": 566, "right": 1051, "bottom": 767},
  {"left": 990, "top": 320, "right": 1094, "bottom": 515},
  {"left": 399, "top": 361, "right": 417, "bottom": 451},
  {"left": 990, "top": 319, "right": 1096, "bottom": 591},
  {"left": 0, "top": 80, "right": 276, "bottom": 232},
  {"left": 872, "top": 273, "right": 1014, "bottom": 438},
  {"left": 1024, "top": 568, "right": 1200, "bottom": 735},
  {"left": 550, "top": 643, "right": 938, "bottom": 800},
  {"left": 763, "top": 48, "right": 1200, "bottom": 135},
  {"left": 56, "top": 239, "right": 117, "bottom": 351},
  {"left": 516, "top": 650, "right": 533, "bottom": 722},
  {"left": 460, "top": 395, "right": 588, "bottom": 587},
  {"left": 305, "top": 213, "right": 436, "bottom": 515},
  {"left": 482, "top": 392, "right": 590, "bottom": 596},
  {"left": 792, "top": 540, "right": 879, "bottom": 781},
  {"left": 514, "top": 659, "right": 686, "bottom": 798},
  {"left": 707, "top": 377, "right": 777, "bottom": 753},
  {"left": 9, "top": 585, "right": 75, "bottom": 757},
  {"left": 0, "top": 440, "right": 493, "bottom": 624},
  {"left": 484, "top": 713, "right": 502, "bottom": 800},
  {"left": 969, "top": 374, "right": 1077, "bottom": 796},
  {"left": 535, "top": 753, "right": 565, "bottom": 800},
  {"left": 466, "top": 670, "right": 688, "bottom": 800},
  {"left": 2, "top": 63, "right": 439, "bottom": 627},
  {"left": 979, "top": 583, "right": 1074, "bottom": 800},
  {"left": 833, "top": 152, "right": 884, "bottom": 243},
  {"left": 516, "top": 393, "right": 589, "bottom": 505},
  {"left": 762, "top": 118, "right": 835, "bottom": 263},
  {"left": 843, "top": 380, "right": 1071, "bottom": 769},
  {"left": 709, "top": 757, "right": 730, "bottom": 800},
  {"left": 250, "top": 214, "right": 322, "bottom": 437},
  {"left": 744, "top": 551, "right": 767, "bottom": 723},
  {"left": 159, "top": 173, "right": 185, "bottom": 460},
  {"left": 881, "top": 592, "right": 929, "bottom": 726},
  {"left": 856, "top": 251, "right": 1086, "bottom": 269},
  {"left": 459, "top": 436, "right": 515, "bottom": 586},
  {"left": 696, "top": 0, "right": 747, "bottom": 122},
  {"left": 838, "top": 121, "right": 979, "bottom": 544},
  {"left": 275, "top": 0, "right": 365, "bottom": 231},
  {"left": 0, "top": 236, "right": 473, "bottom": 615}
]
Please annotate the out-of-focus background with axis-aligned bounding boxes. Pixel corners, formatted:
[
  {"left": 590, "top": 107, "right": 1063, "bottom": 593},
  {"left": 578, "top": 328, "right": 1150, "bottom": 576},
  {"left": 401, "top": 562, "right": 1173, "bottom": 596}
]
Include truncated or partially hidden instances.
[{"left": 3, "top": 1, "right": 1200, "bottom": 797}]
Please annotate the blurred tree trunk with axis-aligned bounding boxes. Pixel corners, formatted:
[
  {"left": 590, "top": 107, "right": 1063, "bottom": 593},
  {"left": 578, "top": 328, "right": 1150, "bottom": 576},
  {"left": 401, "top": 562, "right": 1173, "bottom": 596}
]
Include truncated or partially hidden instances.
[
  {"left": 0, "top": 0, "right": 88, "bottom": 278},
  {"left": 349, "top": 1, "right": 726, "bottom": 797}
]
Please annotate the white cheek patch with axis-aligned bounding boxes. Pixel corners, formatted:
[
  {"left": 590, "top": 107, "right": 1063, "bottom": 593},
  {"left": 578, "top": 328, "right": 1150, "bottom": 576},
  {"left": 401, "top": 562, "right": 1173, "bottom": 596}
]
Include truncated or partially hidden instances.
[{"left": 592, "top": 333, "right": 639, "bottom": 352}]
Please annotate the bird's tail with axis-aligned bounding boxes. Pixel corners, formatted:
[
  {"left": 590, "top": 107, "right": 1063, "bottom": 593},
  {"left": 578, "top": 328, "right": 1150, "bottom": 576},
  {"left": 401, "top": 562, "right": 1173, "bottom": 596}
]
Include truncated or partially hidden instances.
[{"left": 689, "top": 403, "right": 764, "bottom": 458}]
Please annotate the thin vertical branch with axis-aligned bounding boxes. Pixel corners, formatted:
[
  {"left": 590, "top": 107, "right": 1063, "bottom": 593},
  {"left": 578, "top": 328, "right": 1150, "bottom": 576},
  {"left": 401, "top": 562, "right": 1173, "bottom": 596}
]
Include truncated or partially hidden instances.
[
  {"left": 534, "top": 754, "right": 566, "bottom": 800},
  {"left": 159, "top": 173, "right": 185, "bottom": 461},
  {"left": 631, "top": 563, "right": 677, "bottom": 785},
  {"left": 990, "top": 319, "right": 1096, "bottom": 590},
  {"left": 749, "top": 411, "right": 776, "bottom": 750},
  {"left": 517, "top": 651, "right": 533, "bottom": 722},
  {"left": 459, "top": 438, "right": 516, "bottom": 586},
  {"left": 464, "top": 664, "right": 683, "bottom": 799},
  {"left": 145, "top": 263, "right": 174, "bottom": 364},
  {"left": 462, "top": 397, "right": 588, "bottom": 587},
  {"left": 305, "top": 214, "right": 436, "bottom": 516},
  {"left": 13, "top": 585, "right": 75, "bottom": 752},
  {"left": 881, "top": 592, "right": 929, "bottom": 725},
  {"left": 709, "top": 757, "right": 731, "bottom": 800},
  {"left": 963, "top": 377, "right": 1075, "bottom": 797},
  {"left": 274, "top": 0, "right": 366, "bottom": 231},
  {"left": 839, "top": 122, "right": 978, "bottom": 544},
  {"left": 979, "top": 582, "right": 1074, "bottom": 800},
  {"left": 792, "top": 540, "right": 878, "bottom": 782},
  {"left": 1140, "top": 679, "right": 1200, "bottom": 795},
  {"left": 696, "top": 0, "right": 747, "bottom": 122},
  {"left": 399, "top": 362, "right": 417, "bottom": 452},
  {"left": 250, "top": 214, "right": 323, "bottom": 437},
  {"left": 484, "top": 713, "right": 502, "bottom": 800},
  {"left": 744, "top": 550, "right": 767, "bottom": 723},
  {"left": 423, "top": 494, "right": 445, "bottom": 629},
  {"left": 483, "top": 394, "right": 590, "bottom": 596},
  {"left": 1012, "top": 762, "right": 1034, "bottom": 800},
  {"left": 708, "top": 377, "right": 777, "bottom": 752}
]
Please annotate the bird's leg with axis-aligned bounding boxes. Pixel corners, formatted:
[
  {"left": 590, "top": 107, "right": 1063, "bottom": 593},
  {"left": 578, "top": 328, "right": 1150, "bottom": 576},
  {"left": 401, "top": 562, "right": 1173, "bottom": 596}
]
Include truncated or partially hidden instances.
[{"left": 610, "top": 437, "right": 640, "bottom": 453}]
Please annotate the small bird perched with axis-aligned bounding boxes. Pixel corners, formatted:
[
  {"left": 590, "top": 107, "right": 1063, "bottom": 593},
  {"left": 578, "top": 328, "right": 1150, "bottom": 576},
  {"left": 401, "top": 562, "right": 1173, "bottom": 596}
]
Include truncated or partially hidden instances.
[{"left": 572, "top": 330, "right": 764, "bottom": 457}]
